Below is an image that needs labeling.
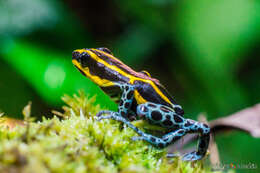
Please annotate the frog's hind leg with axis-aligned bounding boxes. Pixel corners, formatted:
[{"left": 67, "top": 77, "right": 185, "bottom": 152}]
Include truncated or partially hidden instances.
[
  {"left": 136, "top": 102, "right": 210, "bottom": 161},
  {"left": 97, "top": 112, "right": 177, "bottom": 148},
  {"left": 134, "top": 102, "right": 188, "bottom": 147},
  {"left": 132, "top": 128, "right": 187, "bottom": 148}
]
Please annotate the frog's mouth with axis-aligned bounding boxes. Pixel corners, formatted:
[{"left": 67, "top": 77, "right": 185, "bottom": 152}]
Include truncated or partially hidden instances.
[
  {"left": 74, "top": 65, "right": 87, "bottom": 77},
  {"left": 72, "top": 58, "right": 80, "bottom": 67}
]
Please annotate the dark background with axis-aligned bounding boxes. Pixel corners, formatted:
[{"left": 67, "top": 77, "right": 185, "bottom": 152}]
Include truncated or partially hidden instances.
[{"left": 0, "top": 0, "right": 259, "bottom": 172}]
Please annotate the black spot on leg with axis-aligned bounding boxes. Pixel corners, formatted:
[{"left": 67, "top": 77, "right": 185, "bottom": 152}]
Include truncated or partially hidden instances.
[
  {"left": 173, "top": 115, "right": 183, "bottom": 123},
  {"left": 166, "top": 115, "right": 171, "bottom": 119},
  {"left": 125, "top": 86, "right": 129, "bottom": 90},
  {"left": 119, "top": 100, "right": 123, "bottom": 106},
  {"left": 178, "top": 129, "right": 185, "bottom": 134},
  {"left": 160, "top": 106, "right": 171, "bottom": 113},
  {"left": 162, "top": 120, "right": 173, "bottom": 126},
  {"left": 184, "top": 121, "right": 192, "bottom": 127},
  {"left": 124, "top": 102, "right": 130, "bottom": 108},
  {"left": 163, "top": 137, "right": 169, "bottom": 142},
  {"left": 121, "top": 112, "right": 126, "bottom": 117},
  {"left": 148, "top": 103, "right": 157, "bottom": 108},
  {"left": 174, "top": 107, "right": 184, "bottom": 115},
  {"left": 127, "top": 90, "right": 134, "bottom": 100},
  {"left": 150, "top": 137, "right": 156, "bottom": 142},
  {"left": 198, "top": 128, "right": 204, "bottom": 133},
  {"left": 151, "top": 111, "right": 162, "bottom": 121},
  {"left": 199, "top": 140, "right": 206, "bottom": 149}
]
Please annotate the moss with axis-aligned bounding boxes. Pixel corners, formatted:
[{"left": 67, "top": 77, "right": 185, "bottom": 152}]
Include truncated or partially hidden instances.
[{"left": 0, "top": 91, "right": 222, "bottom": 173}]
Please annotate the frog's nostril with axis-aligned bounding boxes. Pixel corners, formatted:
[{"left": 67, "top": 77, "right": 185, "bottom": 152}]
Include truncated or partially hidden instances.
[{"left": 72, "top": 51, "right": 80, "bottom": 60}]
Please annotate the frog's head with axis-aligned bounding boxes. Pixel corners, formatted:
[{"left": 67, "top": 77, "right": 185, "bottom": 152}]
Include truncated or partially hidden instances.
[
  {"left": 72, "top": 47, "right": 112, "bottom": 70},
  {"left": 72, "top": 47, "right": 129, "bottom": 87}
]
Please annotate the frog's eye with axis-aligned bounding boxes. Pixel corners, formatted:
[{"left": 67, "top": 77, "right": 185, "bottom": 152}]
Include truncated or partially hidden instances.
[
  {"left": 97, "top": 47, "right": 113, "bottom": 55},
  {"left": 140, "top": 70, "right": 151, "bottom": 77},
  {"left": 72, "top": 50, "right": 91, "bottom": 68},
  {"left": 78, "top": 53, "right": 91, "bottom": 68}
]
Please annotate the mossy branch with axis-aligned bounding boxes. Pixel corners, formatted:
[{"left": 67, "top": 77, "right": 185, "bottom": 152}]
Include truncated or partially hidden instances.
[{"left": 0, "top": 91, "right": 222, "bottom": 173}]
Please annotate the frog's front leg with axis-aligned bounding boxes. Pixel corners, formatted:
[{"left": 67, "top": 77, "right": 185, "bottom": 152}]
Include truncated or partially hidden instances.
[
  {"left": 97, "top": 112, "right": 147, "bottom": 137},
  {"left": 96, "top": 83, "right": 135, "bottom": 119}
]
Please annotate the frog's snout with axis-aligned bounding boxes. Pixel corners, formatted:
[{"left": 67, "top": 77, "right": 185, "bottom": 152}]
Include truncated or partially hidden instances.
[
  {"left": 72, "top": 50, "right": 90, "bottom": 68},
  {"left": 72, "top": 51, "right": 81, "bottom": 60}
]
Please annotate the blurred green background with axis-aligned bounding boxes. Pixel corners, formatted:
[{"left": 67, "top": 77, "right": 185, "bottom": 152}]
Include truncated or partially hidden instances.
[{"left": 0, "top": 0, "right": 259, "bottom": 171}]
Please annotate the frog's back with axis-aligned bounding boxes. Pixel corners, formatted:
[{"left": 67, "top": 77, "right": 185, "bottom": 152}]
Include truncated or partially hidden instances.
[{"left": 91, "top": 49, "right": 176, "bottom": 106}]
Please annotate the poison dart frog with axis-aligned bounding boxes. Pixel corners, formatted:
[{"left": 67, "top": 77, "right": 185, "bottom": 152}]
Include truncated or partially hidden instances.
[{"left": 72, "top": 47, "right": 210, "bottom": 161}]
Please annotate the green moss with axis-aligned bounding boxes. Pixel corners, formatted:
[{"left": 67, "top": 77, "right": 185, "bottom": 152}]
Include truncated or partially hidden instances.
[{"left": 0, "top": 91, "right": 220, "bottom": 173}]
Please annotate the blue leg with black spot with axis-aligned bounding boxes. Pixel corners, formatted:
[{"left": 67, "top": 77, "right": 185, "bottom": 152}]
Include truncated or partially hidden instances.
[
  {"left": 97, "top": 87, "right": 210, "bottom": 161},
  {"left": 136, "top": 102, "right": 210, "bottom": 161},
  {"left": 96, "top": 83, "right": 135, "bottom": 119},
  {"left": 132, "top": 129, "right": 187, "bottom": 148}
]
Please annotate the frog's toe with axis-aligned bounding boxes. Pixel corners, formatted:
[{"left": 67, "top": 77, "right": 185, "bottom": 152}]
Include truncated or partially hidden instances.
[
  {"left": 131, "top": 136, "right": 144, "bottom": 141},
  {"left": 96, "top": 115, "right": 110, "bottom": 121},
  {"left": 166, "top": 153, "right": 180, "bottom": 158},
  {"left": 95, "top": 116, "right": 103, "bottom": 121},
  {"left": 181, "top": 151, "right": 203, "bottom": 161},
  {"left": 96, "top": 110, "right": 110, "bottom": 117}
]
